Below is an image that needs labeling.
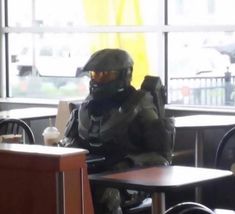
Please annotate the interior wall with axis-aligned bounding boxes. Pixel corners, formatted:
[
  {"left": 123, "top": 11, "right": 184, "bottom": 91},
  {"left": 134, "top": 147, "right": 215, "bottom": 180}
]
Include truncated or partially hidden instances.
[
  {"left": 29, "top": 118, "right": 56, "bottom": 145},
  {"left": 166, "top": 108, "right": 234, "bottom": 167},
  {"left": 0, "top": 102, "right": 56, "bottom": 110}
]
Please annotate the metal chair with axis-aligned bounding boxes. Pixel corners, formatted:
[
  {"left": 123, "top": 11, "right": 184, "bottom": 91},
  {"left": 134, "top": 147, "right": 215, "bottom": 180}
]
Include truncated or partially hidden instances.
[
  {"left": 211, "top": 127, "right": 235, "bottom": 211},
  {"left": 164, "top": 202, "right": 215, "bottom": 214},
  {"left": 172, "top": 128, "right": 235, "bottom": 214},
  {"left": 0, "top": 118, "right": 35, "bottom": 144},
  {"left": 215, "top": 126, "right": 235, "bottom": 169}
]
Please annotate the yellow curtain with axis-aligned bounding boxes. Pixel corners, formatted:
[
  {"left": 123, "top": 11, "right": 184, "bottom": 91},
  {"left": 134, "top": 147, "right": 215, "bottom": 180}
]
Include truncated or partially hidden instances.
[{"left": 82, "top": 0, "right": 149, "bottom": 88}]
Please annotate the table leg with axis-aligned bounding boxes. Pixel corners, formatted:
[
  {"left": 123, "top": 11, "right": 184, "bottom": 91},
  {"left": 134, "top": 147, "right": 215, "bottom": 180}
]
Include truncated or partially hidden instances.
[
  {"left": 151, "top": 192, "right": 165, "bottom": 214},
  {"left": 195, "top": 130, "right": 204, "bottom": 167},
  {"left": 194, "top": 130, "right": 204, "bottom": 203}
]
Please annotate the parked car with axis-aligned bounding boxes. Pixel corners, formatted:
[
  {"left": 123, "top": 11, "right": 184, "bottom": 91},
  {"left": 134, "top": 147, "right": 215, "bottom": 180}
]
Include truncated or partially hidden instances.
[
  {"left": 168, "top": 47, "right": 233, "bottom": 105},
  {"left": 11, "top": 46, "right": 90, "bottom": 99},
  {"left": 170, "top": 47, "right": 231, "bottom": 78}
]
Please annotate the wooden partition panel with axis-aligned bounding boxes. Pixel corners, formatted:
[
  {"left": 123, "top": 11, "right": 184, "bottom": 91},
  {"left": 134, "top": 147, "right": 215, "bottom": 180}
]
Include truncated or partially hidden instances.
[{"left": 0, "top": 143, "right": 94, "bottom": 214}]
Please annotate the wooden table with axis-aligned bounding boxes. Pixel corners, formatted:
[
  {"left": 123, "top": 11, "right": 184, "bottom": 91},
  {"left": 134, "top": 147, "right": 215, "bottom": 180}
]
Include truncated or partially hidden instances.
[
  {"left": 175, "top": 114, "right": 235, "bottom": 167},
  {"left": 0, "top": 107, "right": 57, "bottom": 121},
  {"left": 0, "top": 143, "right": 94, "bottom": 214},
  {"left": 89, "top": 165, "right": 233, "bottom": 214}
]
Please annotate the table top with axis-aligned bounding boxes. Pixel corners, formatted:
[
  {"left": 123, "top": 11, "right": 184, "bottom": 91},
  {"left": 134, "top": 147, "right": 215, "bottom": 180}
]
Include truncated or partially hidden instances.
[
  {"left": 175, "top": 114, "right": 235, "bottom": 129},
  {"left": 0, "top": 143, "right": 88, "bottom": 171},
  {"left": 0, "top": 143, "right": 88, "bottom": 156},
  {"left": 89, "top": 166, "right": 233, "bottom": 192},
  {"left": 0, "top": 107, "right": 57, "bottom": 120}
]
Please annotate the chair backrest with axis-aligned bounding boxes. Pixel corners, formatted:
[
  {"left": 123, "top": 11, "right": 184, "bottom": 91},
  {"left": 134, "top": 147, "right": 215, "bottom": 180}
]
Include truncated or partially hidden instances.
[
  {"left": 213, "top": 127, "right": 235, "bottom": 210},
  {"left": 55, "top": 99, "right": 81, "bottom": 140},
  {"left": 214, "top": 126, "right": 235, "bottom": 169},
  {"left": 0, "top": 118, "right": 35, "bottom": 144},
  {"left": 165, "top": 202, "right": 215, "bottom": 214}
]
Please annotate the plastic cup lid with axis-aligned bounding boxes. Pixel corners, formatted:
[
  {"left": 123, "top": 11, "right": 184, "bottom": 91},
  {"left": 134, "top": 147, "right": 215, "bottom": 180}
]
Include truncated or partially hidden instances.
[{"left": 42, "top": 126, "right": 60, "bottom": 137}]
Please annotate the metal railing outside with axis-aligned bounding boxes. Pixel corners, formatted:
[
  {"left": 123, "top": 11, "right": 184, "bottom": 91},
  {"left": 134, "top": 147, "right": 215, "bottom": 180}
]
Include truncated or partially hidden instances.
[{"left": 169, "top": 72, "right": 235, "bottom": 106}]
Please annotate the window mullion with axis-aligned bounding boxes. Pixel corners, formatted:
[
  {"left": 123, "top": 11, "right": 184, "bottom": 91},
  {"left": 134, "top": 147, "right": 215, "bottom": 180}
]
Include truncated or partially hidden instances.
[{"left": 3, "top": 25, "right": 162, "bottom": 33}]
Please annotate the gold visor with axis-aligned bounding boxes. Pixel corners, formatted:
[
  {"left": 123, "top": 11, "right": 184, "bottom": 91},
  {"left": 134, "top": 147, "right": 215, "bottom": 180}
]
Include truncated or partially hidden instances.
[{"left": 90, "top": 71, "right": 118, "bottom": 83}]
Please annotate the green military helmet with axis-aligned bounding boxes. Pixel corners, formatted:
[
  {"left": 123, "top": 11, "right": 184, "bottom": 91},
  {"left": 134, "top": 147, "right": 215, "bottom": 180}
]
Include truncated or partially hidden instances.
[
  {"left": 82, "top": 48, "right": 134, "bottom": 72},
  {"left": 83, "top": 48, "right": 134, "bottom": 100}
]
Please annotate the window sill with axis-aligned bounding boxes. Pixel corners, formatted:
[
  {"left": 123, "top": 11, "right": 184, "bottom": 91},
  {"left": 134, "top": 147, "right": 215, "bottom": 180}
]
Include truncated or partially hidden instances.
[
  {"left": 166, "top": 104, "right": 235, "bottom": 116},
  {"left": 0, "top": 97, "right": 84, "bottom": 110},
  {"left": 1, "top": 99, "right": 235, "bottom": 115},
  {"left": 0, "top": 98, "right": 59, "bottom": 107}
]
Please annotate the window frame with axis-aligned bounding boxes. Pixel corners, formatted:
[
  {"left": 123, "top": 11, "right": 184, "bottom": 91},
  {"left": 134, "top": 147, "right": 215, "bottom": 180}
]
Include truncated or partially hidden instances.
[
  {"left": 1, "top": 0, "right": 235, "bottom": 108},
  {"left": 1, "top": 0, "right": 166, "bottom": 100}
]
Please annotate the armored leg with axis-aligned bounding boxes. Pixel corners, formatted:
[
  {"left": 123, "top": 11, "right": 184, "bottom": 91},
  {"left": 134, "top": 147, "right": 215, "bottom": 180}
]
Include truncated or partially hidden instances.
[{"left": 92, "top": 186, "right": 123, "bottom": 214}]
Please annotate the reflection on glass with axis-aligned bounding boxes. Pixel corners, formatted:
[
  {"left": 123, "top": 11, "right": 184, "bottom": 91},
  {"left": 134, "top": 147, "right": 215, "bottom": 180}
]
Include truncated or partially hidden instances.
[
  {"left": 8, "top": 33, "right": 158, "bottom": 99},
  {"left": 8, "top": 0, "right": 158, "bottom": 27},
  {"left": 8, "top": 33, "right": 90, "bottom": 99},
  {"left": 168, "top": 0, "right": 235, "bottom": 25},
  {"left": 168, "top": 32, "right": 235, "bottom": 106},
  {"left": 8, "top": 0, "right": 32, "bottom": 26}
]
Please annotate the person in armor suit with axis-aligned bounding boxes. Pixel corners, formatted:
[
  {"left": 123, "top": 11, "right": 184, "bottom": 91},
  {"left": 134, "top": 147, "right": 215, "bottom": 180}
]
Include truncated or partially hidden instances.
[{"left": 61, "top": 48, "right": 174, "bottom": 214}]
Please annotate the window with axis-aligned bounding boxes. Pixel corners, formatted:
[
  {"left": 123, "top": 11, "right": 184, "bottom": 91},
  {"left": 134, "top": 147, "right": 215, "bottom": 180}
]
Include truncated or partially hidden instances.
[
  {"left": 1, "top": 0, "right": 235, "bottom": 108},
  {"left": 168, "top": 0, "right": 235, "bottom": 107},
  {"left": 2, "top": 0, "right": 160, "bottom": 100}
]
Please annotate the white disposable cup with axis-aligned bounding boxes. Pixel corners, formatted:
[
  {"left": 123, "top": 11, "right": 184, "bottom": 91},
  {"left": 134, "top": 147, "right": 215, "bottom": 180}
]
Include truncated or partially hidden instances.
[{"left": 42, "top": 126, "right": 60, "bottom": 146}]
